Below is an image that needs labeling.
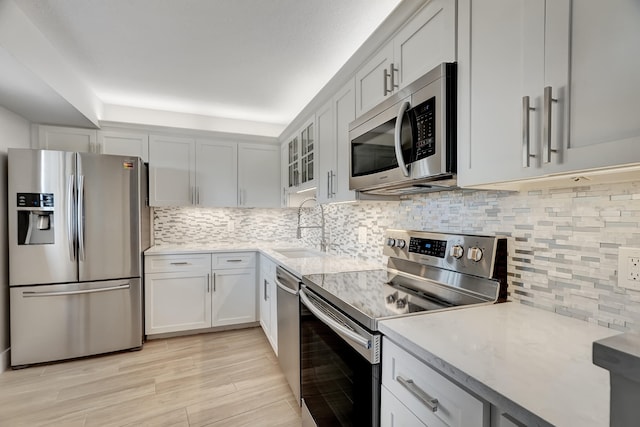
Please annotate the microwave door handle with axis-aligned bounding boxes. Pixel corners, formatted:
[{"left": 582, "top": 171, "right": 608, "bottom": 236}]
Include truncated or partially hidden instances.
[{"left": 394, "top": 101, "right": 411, "bottom": 177}]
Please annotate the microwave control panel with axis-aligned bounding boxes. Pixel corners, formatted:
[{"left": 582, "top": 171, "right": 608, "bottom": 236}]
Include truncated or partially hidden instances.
[{"left": 412, "top": 96, "right": 436, "bottom": 161}]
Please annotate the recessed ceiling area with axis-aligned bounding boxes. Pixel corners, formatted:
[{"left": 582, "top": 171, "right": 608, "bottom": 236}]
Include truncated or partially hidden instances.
[{"left": 13, "top": 0, "right": 403, "bottom": 135}]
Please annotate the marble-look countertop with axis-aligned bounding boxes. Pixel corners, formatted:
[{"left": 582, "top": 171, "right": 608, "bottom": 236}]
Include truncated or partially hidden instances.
[
  {"left": 379, "top": 303, "right": 621, "bottom": 427},
  {"left": 144, "top": 243, "right": 381, "bottom": 277}
]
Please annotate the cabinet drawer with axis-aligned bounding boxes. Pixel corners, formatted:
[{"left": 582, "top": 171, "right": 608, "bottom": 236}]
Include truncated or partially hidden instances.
[
  {"left": 381, "top": 385, "right": 426, "bottom": 427},
  {"left": 212, "top": 252, "right": 255, "bottom": 269},
  {"left": 382, "top": 337, "right": 488, "bottom": 427},
  {"left": 145, "top": 254, "right": 211, "bottom": 273}
]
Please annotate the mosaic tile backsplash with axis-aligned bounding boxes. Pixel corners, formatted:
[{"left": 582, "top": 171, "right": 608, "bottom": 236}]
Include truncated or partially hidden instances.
[{"left": 154, "top": 180, "right": 640, "bottom": 332}]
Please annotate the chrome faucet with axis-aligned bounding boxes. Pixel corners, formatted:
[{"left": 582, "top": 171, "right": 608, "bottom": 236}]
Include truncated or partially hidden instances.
[{"left": 296, "top": 197, "right": 327, "bottom": 252}]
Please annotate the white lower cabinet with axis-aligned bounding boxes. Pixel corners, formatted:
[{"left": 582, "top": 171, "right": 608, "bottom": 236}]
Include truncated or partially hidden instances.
[
  {"left": 381, "top": 386, "right": 426, "bottom": 427},
  {"left": 145, "top": 252, "right": 257, "bottom": 336},
  {"left": 211, "top": 268, "right": 256, "bottom": 326},
  {"left": 259, "top": 255, "right": 278, "bottom": 354},
  {"left": 381, "top": 337, "right": 489, "bottom": 427}
]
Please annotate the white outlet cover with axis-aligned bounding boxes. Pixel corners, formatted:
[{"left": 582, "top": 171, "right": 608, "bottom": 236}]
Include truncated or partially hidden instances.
[{"left": 618, "top": 247, "right": 640, "bottom": 291}]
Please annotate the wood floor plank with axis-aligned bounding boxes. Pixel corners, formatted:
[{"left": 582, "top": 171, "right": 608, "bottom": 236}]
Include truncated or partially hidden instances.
[{"left": 0, "top": 327, "right": 300, "bottom": 426}]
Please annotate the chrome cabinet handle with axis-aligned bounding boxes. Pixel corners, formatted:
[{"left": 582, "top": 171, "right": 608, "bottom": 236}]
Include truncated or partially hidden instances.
[
  {"left": 383, "top": 68, "right": 391, "bottom": 95},
  {"left": 390, "top": 63, "right": 398, "bottom": 91},
  {"left": 67, "top": 175, "right": 76, "bottom": 261},
  {"left": 394, "top": 101, "right": 411, "bottom": 177},
  {"left": 330, "top": 171, "right": 336, "bottom": 197},
  {"left": 212, "top": 272, "right": 216, "bottom": 292},
  {"left": 207, "top": 273, "right": 210, "bottom": 293},
  {"left": 396, "top": 375, "right": 439, "bottom": 412},
  {"left": 226, "top": 259, "right": 243, "bottom": 263},
  {"left": 543, "top": 86, "right": 558, "bottom": 163},
  {"left": 77, "top": 175, "right": 85, "bottom": 261},
  {"left": 196, "top": 187, "right": 200, "bottom": 205},
  {"left": 170, "top": 262, "right": 190, "bottom": 265},
  {"left": 264, "top": 279, "right": 268, "bottom": 301},
  {"left": 522, "top": 96, "right": 536, "bottom": 167},
  {"left": 326, "top": 171, "right": 331, "bottom": 199}
]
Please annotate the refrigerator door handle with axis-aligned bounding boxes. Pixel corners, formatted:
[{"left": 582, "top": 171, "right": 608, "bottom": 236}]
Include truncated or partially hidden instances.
[
  {"left": 67, "top": 175, "right": 76, "bottom": 261},
  {"left": 22, "top": 283, "right": 131, "bottom": 297},
  {"left": 77, "top": 175, "right": 85, "bottom": 262}
]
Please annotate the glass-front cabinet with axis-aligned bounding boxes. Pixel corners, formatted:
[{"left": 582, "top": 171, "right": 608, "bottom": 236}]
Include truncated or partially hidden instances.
[{"left": 284, "top": 118, "right": 316, "bottom": 193}]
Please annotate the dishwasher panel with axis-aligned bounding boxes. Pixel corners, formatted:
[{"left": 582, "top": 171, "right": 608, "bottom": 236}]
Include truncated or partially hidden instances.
[{"left": 276, "top": 266, "right": 301, "bottom": 404}]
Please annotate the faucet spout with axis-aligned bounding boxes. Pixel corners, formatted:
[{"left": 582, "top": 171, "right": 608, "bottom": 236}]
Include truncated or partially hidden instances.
[{"left": 296, "top": 197, "right": 328, "bottom": 252}]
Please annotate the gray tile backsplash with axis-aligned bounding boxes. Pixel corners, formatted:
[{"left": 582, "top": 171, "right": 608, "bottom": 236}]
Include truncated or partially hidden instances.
[{"left": 154, "top": 180, "right": 640, "bottom": 332}]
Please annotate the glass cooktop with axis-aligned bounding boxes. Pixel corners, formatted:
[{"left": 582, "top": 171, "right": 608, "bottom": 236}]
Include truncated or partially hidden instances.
[{"left": 301, "top": 269, "right": 468, "bottom": 331}]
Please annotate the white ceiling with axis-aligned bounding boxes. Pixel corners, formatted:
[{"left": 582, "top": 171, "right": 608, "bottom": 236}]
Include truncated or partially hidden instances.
[{"left": 14, "top": 0, "right": 403, "bottom": 133}]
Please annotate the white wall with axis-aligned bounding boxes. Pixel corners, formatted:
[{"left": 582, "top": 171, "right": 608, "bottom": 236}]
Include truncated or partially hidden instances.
[{"left": 0, "top": 106, "right": 31, "bottom": 371}]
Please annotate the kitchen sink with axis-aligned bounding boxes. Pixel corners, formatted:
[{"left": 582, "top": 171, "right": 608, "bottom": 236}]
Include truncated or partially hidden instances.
[{"left": 273, "top": 248, "right": 326, "bottom": 259}]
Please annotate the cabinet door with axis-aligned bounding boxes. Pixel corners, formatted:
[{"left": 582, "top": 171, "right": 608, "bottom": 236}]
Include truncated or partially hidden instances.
[
  {"left": 268, "top": 276, "right": 278, "bottom": 354},
  {"left": 211, "top": 268, "right": 256, "bottom": 327},
  {"left": 381, "top": 386, "right": 427, "bottom": 427},
  {"left": 145, "top": 271, "right": 212, "bottom": 335},
  {"left": 196, "top": 139, "right": 238, "bottom": 207},
  {"left": 148, "top": 135, "right": 195, "bottom": 206},
  {"left": 98, "top": 130, "right": 149, "bottom": 162},
  {"left": 259, "top": 269, "right": 271, "bottom": 333},
  {"left": 333, "top": 79, "right": 357, "bottom": 203},
  {"left": 457, "top": 0, "right": 545, "bottom": 187},
  {"left": 316, "top": 100, "right": 334, "bottom": 204},
  {"left": 543, "top": 0, "right": 640, "bottom": 173},
  {"left": 355, "top": 43, "right": 394, "bottom": 117},
  {"left": 280, "top": 143, "right": 290, "bottom": 207},
  {"left": 393, "top": 0, "right": 456, "bottom": 89},
  {"left": 36, "top": 125, "right": 97, "bottom": 152},
  {"left": 238, "top": 143, "right": 280, "bottom": 208}
]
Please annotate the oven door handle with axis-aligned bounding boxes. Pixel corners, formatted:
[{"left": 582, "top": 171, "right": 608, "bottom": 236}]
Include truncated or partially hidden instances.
[
  {"left": 299, "top": 289, "right": 371, "bottom": 350},
  {"left": 394, "top": 101, "right": 411, "bottom": 177}
]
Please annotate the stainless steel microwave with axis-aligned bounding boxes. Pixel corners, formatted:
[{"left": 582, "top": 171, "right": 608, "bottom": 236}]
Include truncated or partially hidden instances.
[{"left": 349, "top": 62, "right": 457, "bottom": 195}]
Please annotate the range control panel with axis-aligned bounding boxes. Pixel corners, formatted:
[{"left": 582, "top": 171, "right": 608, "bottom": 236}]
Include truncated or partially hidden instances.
[{"left": 383, "top": 229, "right": 505, "bottom": 279}]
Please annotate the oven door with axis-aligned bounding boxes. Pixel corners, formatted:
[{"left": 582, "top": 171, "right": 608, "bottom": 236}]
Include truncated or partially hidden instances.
[{"left": 300, "top": 287, "right": 381, "bottom": 427}]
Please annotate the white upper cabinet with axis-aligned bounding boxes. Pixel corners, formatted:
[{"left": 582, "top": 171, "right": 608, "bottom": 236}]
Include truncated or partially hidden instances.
[
  {"left": 196, "top": 139, "right": 238, "bottom": 207},
  {"left": 318, "top": 78, "right": 357, "bottom": 204},
  {"left": 238, "top": 143, "right": 280, "bottom": 208},
  {"left": 355, "top": 0, "right": 456, "bottom": 117},
  {"left": 97, "top": 130, "right": 149, "bottom": 162},
  {"left": 316, "top": 100, "right": 335, "bottom": 204},
  {"left": 34, "top": 125, "right": 97, "bottom": 152},
  {"left": 458, "top": 0, "right": 640, "bottom": 188},
  {"left": 148, "top": 134, "right": 196, "bottom": 206}
]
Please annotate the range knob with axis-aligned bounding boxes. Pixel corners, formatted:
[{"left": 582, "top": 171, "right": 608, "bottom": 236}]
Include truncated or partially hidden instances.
[
  {"left": 467, "top": 247, "right": 483, "bottom": 262},
  {"left": 450, "top": 245, "right": 464, "bottom": 259},
  {"left": 395, "top": 239, "right": 406, "bottom": 249},
  {"left": 386, "top": 238, "right": 396, "bottom": 247}
]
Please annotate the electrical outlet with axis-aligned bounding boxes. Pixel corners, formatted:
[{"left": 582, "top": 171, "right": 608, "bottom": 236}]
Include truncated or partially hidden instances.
[
  {"left": 358, "top": 226, "right": 367, "bottom": 244},
  {"left": 227, "top": 220, "right": 235, "bottom": 232},
  {"left": 618, "top": 247, "right": 640, "bottom": 290}
]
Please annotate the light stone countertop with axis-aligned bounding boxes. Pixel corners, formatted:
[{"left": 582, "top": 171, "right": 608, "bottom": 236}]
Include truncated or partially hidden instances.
[
  {"left": 144, "top": 243, "right": 381, "bottom": 277},
  {"left": 379, "top": 302, "right": 621, "bottom": 427}
]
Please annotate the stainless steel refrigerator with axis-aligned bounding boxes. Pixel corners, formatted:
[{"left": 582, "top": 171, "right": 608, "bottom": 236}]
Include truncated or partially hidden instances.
[{"left": 8, "top": 149, "right": 150, "bottom": 367}]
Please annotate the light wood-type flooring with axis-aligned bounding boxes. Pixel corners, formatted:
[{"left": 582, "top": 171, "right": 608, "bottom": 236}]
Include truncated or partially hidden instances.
[{"left": 0, "top": 327, "right": 301, "bottom": 426}]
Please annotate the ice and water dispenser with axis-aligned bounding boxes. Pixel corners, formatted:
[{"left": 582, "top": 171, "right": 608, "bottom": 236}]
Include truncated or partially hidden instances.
[{"left": 16, "top": 193, "right": 55, "bottom": 245}]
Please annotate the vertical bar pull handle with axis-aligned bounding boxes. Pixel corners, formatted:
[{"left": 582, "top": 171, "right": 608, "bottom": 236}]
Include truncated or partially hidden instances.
[
  {"left": 390, "top": 63, "right": 398, "bottom": 90},
  {"left": 207, "top": 273, "right": 210, "bottom": 293},
  {"left": 77, "top": 175, "right": 85, "bottom": 262},
  {"left": 67, "top": 175, "right": 76, "bottom": 261},
  {"left": 264, "top": 279, "right": 268, "bottom": 301},
  {"left": 543, "top": 86, "right": 558, "bottom": 163},
  {"left": 213, "top": 273, "right": 216, "bottom": 292},
  {"left": 383, "top": 68, "right": 390, "bottom": 96},
  {"left": 522, "top": 96, "right": 536, "bottom": 167},
  {"left": 327, "top": 171, "right": 331, "bottom": 199}
]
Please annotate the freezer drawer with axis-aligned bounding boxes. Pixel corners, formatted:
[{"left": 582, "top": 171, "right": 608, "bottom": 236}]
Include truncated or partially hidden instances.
[{"left": 10, "top": 279, "right": 142, "bottom": 367}]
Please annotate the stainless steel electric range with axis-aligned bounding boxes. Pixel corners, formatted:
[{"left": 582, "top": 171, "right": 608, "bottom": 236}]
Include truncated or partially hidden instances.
[{"left": 299, "top": 229, "right": 508, "bottom": 427}]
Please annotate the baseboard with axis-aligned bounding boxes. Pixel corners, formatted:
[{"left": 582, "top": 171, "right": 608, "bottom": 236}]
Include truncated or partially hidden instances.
[{"left": 0, "top": 347, "right": 10, "bottom": 373}]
